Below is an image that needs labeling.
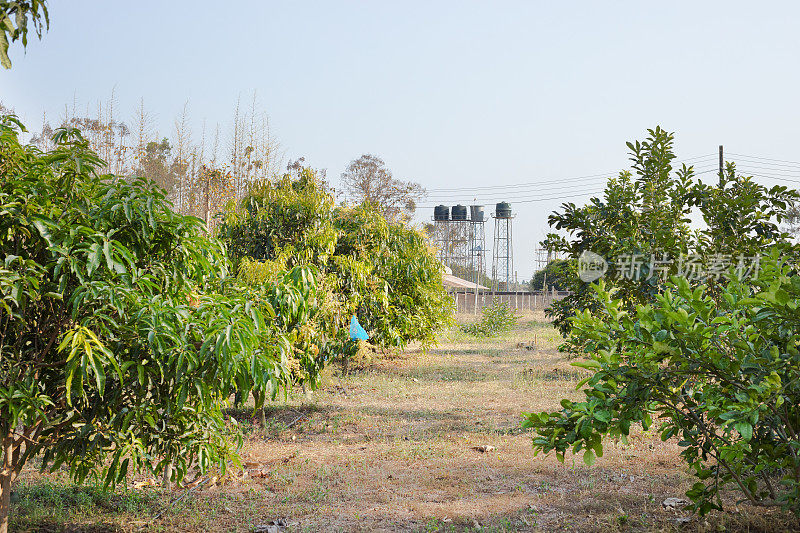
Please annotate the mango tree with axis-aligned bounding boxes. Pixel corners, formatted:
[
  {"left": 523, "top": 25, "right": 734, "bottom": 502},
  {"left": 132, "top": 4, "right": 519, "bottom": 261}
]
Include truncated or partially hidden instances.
[
  {"left": 0, "top": 116, "right": 314, "bottom": 532},
  {"left": 219, "top": 170, "right": 452, "bottom": 373}
]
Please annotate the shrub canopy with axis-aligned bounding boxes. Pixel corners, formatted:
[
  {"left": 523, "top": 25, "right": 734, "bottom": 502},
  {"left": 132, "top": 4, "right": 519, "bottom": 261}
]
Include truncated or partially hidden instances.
[
  {"left": 527, "top": 127, "right": 800, "bottom": 515},
  {"left": 0, "top": 116, "right": 317, "bottom": 530},
  {"left": 218, "top": 171, "right": 452, "bottom": 364},
  {"left": 545, "top": 127, "right": 797, "bottom": 336}
]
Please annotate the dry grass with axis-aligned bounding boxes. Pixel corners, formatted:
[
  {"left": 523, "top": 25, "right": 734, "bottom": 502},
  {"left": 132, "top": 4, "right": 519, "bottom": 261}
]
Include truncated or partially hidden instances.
[{"left": 11, "top": 312, "right": 800, "bottom": 532}]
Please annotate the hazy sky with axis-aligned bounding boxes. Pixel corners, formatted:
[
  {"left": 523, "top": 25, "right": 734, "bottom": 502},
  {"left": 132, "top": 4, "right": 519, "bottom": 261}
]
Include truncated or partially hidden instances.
[{"left": 3, "top": 1, "right": 800, "bottom": 278}]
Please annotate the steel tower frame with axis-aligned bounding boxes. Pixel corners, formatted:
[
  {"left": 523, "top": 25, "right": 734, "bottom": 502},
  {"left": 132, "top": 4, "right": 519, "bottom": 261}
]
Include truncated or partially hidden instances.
[
  {"left": 468, "top": 217, "right": 486, "bottom": 285},
  {"left": 491, "top": 214, "right": 514, "bottom": 291}
]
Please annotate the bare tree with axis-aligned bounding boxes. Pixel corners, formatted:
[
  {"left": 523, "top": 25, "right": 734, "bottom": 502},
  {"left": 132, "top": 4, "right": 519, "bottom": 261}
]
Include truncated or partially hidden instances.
[
  {"left": 41, "top": 92, "right": 133, "bottom": 175},
  {"left": 132, "top": 97, "right": 154, "bottom": 173},
  {"left": 227, "top": 92, "right": 282, "bottom": 200},
  {"left": 246, "top": 91, "right": 282, "bottom": 182},
  {"left": 172, "top": 101, "right": 192, "bottom": 209},
  {"left": 340, "top": 154, "right": 425, "bottom": 223},
  {"left": 29, "top": 111, "right": 54, "bottom": 152},
  {"left": 16, "top": 92, "right": 281, "bottom": 228}
]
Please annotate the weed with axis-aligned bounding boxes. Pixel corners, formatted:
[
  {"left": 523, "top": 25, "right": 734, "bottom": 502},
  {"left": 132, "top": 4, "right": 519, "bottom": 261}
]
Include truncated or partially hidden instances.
[
  {"left": 461, "top": 301, "right": 519, "bottom": 337},
  {"left": 10, "top": 480, "right": 161, "bottom": 531}
]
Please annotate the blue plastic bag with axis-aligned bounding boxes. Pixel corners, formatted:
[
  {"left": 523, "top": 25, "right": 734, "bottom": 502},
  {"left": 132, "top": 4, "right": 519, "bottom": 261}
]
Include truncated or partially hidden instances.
[{"left": 349, "top": 315, "right": 369, "bottom": 340}]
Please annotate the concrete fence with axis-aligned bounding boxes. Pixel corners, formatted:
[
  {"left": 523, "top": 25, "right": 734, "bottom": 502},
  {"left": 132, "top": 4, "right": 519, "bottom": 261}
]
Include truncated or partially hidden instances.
[{"left": 450, "top": 290, "right": 569, "bottom": 314}]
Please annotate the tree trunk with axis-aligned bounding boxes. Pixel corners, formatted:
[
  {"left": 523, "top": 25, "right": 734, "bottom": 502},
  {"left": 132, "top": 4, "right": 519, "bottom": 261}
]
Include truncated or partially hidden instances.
[
  {"left": 162, "top": 462, "right": 173, "bottom": 491},
  {"left": 1, "top": 433, "right": 15, "bottom": 533},
  {"left": 0, "top": 470, "right": 10, "bottom": 533}
]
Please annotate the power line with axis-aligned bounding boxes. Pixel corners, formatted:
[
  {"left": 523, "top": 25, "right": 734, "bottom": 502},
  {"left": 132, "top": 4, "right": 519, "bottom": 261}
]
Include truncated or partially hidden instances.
[
  {"left": 678, "top": 153, "right": 723, "bottom": 162},
  {"left": 424, "top": 172, "right": 614, "bottom": 193},
  {"left": 423, "top": 164, "right": 721, "bottom": 203},
  {"left": 417, "top": 167, "right": 724, "bottom": 208},
  {"left": 735, "top": 164, "right": 800, "bottom": 176},
  {"left": 423, "top": 163, "right": 719, "bottom": 200},
  {"left": 423, "top": 154, "right": 717, "bottom": 193},
  {"left": 414, "top": 189, "right": 608, "bottom": 209},
  {"left": 740, "top": 173, "right": 800, "bottom": 186},
  {"left": 407, "top": 153, "right": 800, "bottom": 212},
  {"left": 424, "top": 178, "right": 610, "bottom": 201},
  {"left": 728, "top": 152, "right": 800, "bottom": 168},
  {"left": 731, "top": 158, "right": 800, "bottom": 171}
]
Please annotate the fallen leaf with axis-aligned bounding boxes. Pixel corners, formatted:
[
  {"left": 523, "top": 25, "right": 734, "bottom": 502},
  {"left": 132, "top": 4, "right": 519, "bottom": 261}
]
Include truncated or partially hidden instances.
[
  {"left": 132, "top": 479, "right": 157, "bottom": 489},
  {"left": 662, "top": 497, "right": 690, "bottom": 510},
  {"left": 472, "top": 445, "right": 495, "bottom": 453}
]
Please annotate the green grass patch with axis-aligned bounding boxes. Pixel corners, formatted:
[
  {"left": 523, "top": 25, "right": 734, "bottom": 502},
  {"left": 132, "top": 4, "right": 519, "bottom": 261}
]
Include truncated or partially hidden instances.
[{"left": 10, "top": 479, "right": 162, "bottom": 532}]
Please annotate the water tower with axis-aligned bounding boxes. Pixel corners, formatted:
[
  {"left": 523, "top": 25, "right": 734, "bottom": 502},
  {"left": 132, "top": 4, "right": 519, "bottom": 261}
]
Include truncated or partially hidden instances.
[
  {"left": 432, "top": 205, "right": 450, "bottom": 267},
  {"left": 468, "top": 205, "right": 486, "bottom": 285},
  {"left": 433, "top": 204, "right": 487, "bottom": 283},
  {"left": 491, "top": 202, "right": 514, "bottom": 291}
]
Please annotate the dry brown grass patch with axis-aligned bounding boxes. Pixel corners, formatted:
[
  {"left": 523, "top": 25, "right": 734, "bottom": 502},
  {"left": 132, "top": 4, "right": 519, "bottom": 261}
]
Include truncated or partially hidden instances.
[{"left": 11, "top": 314, "right": 800, "bottom": 532}]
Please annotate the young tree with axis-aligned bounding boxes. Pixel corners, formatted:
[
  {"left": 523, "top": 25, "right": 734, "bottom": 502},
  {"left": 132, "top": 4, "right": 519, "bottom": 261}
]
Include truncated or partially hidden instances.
[
  {"left": 529, "top": 258, "right": 569, "bottom": 291},
  {"left": 332, "top": 202, "right": 452, "bottom": 351},
  {"left": 0, "top": 116, "right": 314, "bottom": 532},
  {"left": 526, "top": 127, "right": 800, "bottom": 516},
  {"left": 219, "top": 167, "right": 452, "bottom": 371},
  {"left": 545, "top": 127, "right": 796, "bottom": 336},
  {"left": 340, "top": 154, "right": 425, "bottom": 223},
  {"left": 134, "top": 137, "right": 175, "bottom": 195},
  {"left": 526, "top": 268, "right": 800, "bottom": 515}
]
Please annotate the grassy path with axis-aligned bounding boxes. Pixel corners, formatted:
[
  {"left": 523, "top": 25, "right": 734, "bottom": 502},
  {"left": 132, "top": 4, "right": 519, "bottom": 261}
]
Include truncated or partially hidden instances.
[{"left": 11, "top": 315, "right": 798, "bottom": 532}]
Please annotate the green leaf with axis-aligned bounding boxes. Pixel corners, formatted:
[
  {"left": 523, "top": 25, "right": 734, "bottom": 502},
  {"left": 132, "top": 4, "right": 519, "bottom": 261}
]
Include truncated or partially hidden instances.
[
  {"left": 30, "top": 215, "right": 55, "bottom": 246},
  {"left": 594, "top": 410, "right": 612, "bottom": 424},
  {"left": 0, "top": 31, "right": 11, "bottom": 69},
  {"left": 88, "top": 243, "right": 101, "bottom": 274},
  {"left": 774, "top": 289, "right": 790, "bottom": 306},
  {"left": 734, "top": 421, "right": 753, "bottom": 442},
  {"left": 583, "top": 448, "right": 596, "bottom": 466},
  {"left": 572, "top": 359, "right": 601, "bottom": 370},
  {"left": 102, "top": 240, "right": 116, "bottom": 272}
]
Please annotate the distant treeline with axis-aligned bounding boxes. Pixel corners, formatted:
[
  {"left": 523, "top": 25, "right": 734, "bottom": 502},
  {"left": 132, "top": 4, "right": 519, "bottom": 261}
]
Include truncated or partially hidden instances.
[{"left": 1, "top": 92, "right": 282, "bottom": 227}]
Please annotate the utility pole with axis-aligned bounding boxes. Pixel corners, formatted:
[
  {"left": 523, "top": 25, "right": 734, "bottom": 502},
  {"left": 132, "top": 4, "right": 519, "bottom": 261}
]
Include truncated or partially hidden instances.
[{"left": 719, "top": 145, "right": 724, "bottom": 186}]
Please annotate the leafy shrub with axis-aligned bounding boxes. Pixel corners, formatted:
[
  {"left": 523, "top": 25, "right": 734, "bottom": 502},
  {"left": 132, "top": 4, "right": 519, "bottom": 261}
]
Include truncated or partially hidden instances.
[
  {"left": 525, "top": 258, "right": 800, "bottom": 515},
  {"left": 0, "top": 115, "right": 318, "bottom": 529},
  {"left": 545, "top": 127, "right": 797, "bottom": 337},
  {"left": 529, "top": 258, "right": 570, "bottom": 291},
  {"left": 526, "top": 128, "right": 800, "bottom": 517},
  {"left": 461, "top": 301, "right": 519, "bottom": 337},
  {"left": 218, "top": 172, "right": 452, "bottom": 370},
  {"left": 332, "top": 202, "right": 453, "bottom": 351}
]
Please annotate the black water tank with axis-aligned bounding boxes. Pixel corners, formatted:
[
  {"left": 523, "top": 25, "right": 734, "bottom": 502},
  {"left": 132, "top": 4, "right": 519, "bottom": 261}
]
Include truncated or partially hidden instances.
[
  {"left": 451, "top": 204, "right": 468, "bottom": 220},
  {"left": 434, "top": 205, "right": 450, "bottom": 221},
  {"left": 495, "top": 202, "right": 512, "bottom": 218},
  {"left": 470, "top": 205, "right": 485, "bottom": 221}
]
